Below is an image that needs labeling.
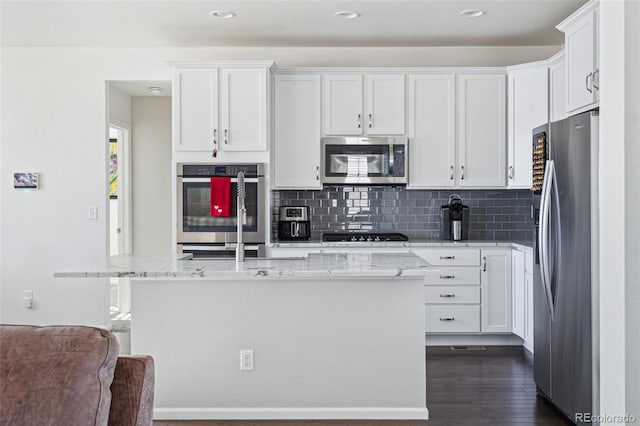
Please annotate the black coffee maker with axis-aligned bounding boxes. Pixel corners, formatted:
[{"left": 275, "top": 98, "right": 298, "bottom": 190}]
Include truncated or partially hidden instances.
[{"left": 441, "top": 195, "right": 469, "bottom": 241}]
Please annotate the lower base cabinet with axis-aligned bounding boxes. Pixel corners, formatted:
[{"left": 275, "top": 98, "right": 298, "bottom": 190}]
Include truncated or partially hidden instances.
[{"left": 425, "top": 305, "right": 481, "bottom": 333}]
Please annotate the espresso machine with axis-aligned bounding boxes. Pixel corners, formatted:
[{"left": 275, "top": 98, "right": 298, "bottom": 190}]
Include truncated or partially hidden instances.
[
  {"left": 441, "top": 195, "right": 469, "bottom": 241},
  {"left": 278, "top": 206, "right": 311, "bottom": 241}
]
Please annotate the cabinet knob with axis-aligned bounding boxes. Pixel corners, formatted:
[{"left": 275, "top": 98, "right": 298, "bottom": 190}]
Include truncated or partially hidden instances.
[
  {"left": 316, "top": 166, "right": 320, "bottom": 181},
  {"left": 439, "top": 294, "right": 456, "bottom": 298},
  {"left": 368, "top": 114, "right": 373, "bottom": 128},
  {"left": 439, "top": 275, "right": 455, "bottom": 279},
  {"left": 224, "top": 129, "right": 229, "bottom": 144},
  {"left": 483, "top": 256, "right": 487, "bottom": 272},
  {"left": 212, "top": 129, "right": 218, "bottom": 158},
  {"left": 508, "top": 165, "right": 513, "bottom": 179},
  {"left": 439, "top": 317, "right": 455, "bottom": 321},
  {"left": 357, "top": 114, "right": 361, "bottom": 129},
  {"left": 460, "top": 165, "right": 465, "bottom": 180},
  {"left": 439, "top": 255, "right": 455, "bottom": 260},
  {"left": 593, "top": 69, "right": 600, "bottom": 91},
  {"left": 450, "top": 165, "right": 454, "bottom": 180}
]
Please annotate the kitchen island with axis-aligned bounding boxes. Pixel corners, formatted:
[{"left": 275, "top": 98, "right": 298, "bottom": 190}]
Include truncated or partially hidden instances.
[{"left": 56, "top": 252, "right": 433, "bottom": 421}]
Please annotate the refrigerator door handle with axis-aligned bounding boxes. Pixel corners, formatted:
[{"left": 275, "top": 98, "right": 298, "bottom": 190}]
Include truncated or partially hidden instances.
[
  {"left": 539, "top": 160, "right": 556, "bottom": 321},
  {"left": 550, "top": 160, "right": 562, "bottom": 310}
]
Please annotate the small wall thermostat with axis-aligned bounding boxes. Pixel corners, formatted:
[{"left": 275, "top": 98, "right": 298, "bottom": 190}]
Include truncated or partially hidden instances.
[{"left": 14, "top": 172, "right": 39, "bottom": 189}]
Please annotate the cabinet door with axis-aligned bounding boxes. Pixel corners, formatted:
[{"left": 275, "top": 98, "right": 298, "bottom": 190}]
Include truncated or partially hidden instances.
[
  {"left": 524, "top": 272, "right": 534, "bottom": 351},
  {"left": 549, "top": 54, "right": 567, "bottom": 122},
  {"left": 480, "top": 249, "right": 512, "bottom": 333},
  {"left": 457, "top": 74, "right": 506, "bottom": 187},
  {"left": 565, "top": 11, "right": 596, "bottom": 113},
  {"left": 173, "top": 69, "right": 218, "bottom": 152},
  {"left": 365, "top": 74, "right": 405, "bottom": 135},
  {"left": 273, "top": 75, "right": 322, "bottom": 189},
  {"left": 323, "top": 75, "right": 363, "bottom": 135},
  {"left": 511, "top": 250, "right": 525, "bottom": 338},
  {"left": 407, "top": 74, "right": 456, "bottom": 188},
  {"left": 219, "top": 68, "right": 267, "bottom": 151},
  {"left": 507, "top": 68, "right": 548, "bottom": 188}
]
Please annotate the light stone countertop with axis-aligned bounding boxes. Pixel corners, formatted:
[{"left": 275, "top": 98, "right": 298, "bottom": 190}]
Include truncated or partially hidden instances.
[
  {"left": 54, "top": 252, "right": 433, "bottom": 280},
  {"left": 271, "top": 240, "right": 534, "bottom": 253}
]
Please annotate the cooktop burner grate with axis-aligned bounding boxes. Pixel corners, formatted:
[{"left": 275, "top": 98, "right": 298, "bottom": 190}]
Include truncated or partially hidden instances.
[{"left": 321, "top": 232, "right": 409, "bottom": 243}]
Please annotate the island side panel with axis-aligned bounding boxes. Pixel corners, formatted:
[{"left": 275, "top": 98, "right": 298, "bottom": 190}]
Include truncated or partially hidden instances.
[{"left": 131, "top": 277, "right": 426, "bottom": 419}]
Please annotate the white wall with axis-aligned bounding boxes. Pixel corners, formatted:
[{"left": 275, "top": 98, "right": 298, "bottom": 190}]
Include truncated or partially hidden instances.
[
  {"left": 625, "top": 0, "right": 640, "bottom": 422},
  {"left": 598, "top": 0, "right": 630, "bottom": 422},
  {"left": 131, "top": 96, "right": 172, "bottom": 255},
  {"left": 0, "top": 45, "right": 562, "bottom": 325}
]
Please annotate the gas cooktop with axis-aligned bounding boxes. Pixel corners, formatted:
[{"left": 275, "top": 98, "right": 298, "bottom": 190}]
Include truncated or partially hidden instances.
[{"left": 321, "top": 232, "right": 409, "bottom": 243}]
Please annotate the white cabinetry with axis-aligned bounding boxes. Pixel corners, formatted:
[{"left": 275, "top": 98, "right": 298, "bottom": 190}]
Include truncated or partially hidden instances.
[
  {"left": 457, "top": 74, "right": 506, "bottom": 187},
  {"left": 557, "top": 1, "right": 599, "bottom": 115},
  {"left": 480, "top": 249, "right": 512, "bottom": 333},
  {"left": 407, "top": 74, "right": 456, "bottom": 188},
  {"left": 173, "top": 68, "right": 218, "bottom": 152},
  {"left": 524, "top": 252, "right": 534, "bottom": 352},
  {"left": 413, "top": 248, "right": 481, "bottom": 334},
  {"left": 507, "top": 65, "right": 548, "bottom": 188},
  {"left": 172, "top": 64, "right": 270, "bottom": 155},
  {"left": 273, "top": 75, "right": 322, "bottom": 189},
  {"left": 323, "top": 74, "right": 405, "bottom": 135},
  {"left": 511, "top": 250, "right": 525, "bottom": 338},
  {"left": 549, "top": 51, "right": 567, "bottom": 122}
]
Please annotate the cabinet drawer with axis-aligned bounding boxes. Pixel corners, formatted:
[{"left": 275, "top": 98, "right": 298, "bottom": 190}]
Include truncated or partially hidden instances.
[
  {"left": 424, "top": 286, "right": 480, "bottom": 304},
  {"left": 423, "top": 266, "right": 480, "bottom": 285},
  {"left": 425, "top": 305, "right": 480, "bottom": 333},
  {"left": 413, "top": 249, "right": 480, "bottom": 266},
  {"left": 525, "top": 252, "right": 534, "bottom": 274}
]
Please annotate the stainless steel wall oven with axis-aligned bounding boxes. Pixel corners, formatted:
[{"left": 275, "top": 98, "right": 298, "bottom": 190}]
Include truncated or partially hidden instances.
[{"left": 177, "top": 163, "right": 266, "bottom": 258}]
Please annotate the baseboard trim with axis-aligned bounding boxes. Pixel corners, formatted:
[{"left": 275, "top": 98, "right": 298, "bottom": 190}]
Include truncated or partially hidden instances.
[{"left": 153, "top": 407, "right": 429, "bottom": 420}]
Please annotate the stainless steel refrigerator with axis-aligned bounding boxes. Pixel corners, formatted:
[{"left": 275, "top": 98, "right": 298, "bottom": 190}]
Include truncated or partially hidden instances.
[{"left": 532, "top": 111, "right": 599, "bottom": 426}]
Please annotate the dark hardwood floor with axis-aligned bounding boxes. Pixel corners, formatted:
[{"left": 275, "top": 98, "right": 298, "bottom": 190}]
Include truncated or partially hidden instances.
[{"left": 153, "top": 346, "right": 574, "bottom": 426}]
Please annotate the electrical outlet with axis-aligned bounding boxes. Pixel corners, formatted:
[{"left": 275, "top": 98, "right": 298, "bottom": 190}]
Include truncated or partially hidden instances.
[
  {"left": 24, "top": 290, "right": 33, "bottom": 309},
  {"left": 240, "top": 350, "right": 254, "bottom": 371}
]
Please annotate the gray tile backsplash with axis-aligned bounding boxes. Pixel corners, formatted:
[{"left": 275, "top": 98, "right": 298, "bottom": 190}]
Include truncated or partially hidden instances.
[{"left": 272, "top": 187, "right": 533, "bottom": 242}]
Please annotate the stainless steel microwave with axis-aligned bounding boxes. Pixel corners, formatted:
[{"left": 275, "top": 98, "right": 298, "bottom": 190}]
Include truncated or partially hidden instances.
[{"left": 321, "top": 137, "right": 408, "bottom": 185}]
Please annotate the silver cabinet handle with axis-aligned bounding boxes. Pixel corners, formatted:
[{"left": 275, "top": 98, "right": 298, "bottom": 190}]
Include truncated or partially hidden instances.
[
  {"left": 439, "top": 275, "right": 455, "bottom": 279},
  {"left": 224, "top": 129, "right": 229, "bottom": 144},
  {"left": 450, "top": 165, "right": 454, "bottom": 180},
  {"left": 357, "top": 114, "right": 361, "bottom": 129},
  {"left": 586, "top": 72, "right": 593, "bottom": 94},
  {"left": 439, "top": 294, "right": 456, "bottom": 298},
  {"left": 593, "top": 69, "right": 600, "bottom": 91},
  {"left": 439, "top": 255, "right": 455, "bottom": 260},
  {"left": 460, "top": 165, "right": 465, "bottom": 180},
  {"left": 212, "top": 129, "right": 218, "bottom": 158},
  {"left": 368, "top": 113, "right": 372, "bottom": 128},
  {"left": 482, "top": 256, "right": 487, "bottom": 272},
  {"left": 439, "top": 317, "right": 455, "bottom": 321},
  {"left": 315, "top": 166, "right": 320, "bottom": 181},
  {"left": 508, "top": 165, "right": 513, "bottom": 179}
]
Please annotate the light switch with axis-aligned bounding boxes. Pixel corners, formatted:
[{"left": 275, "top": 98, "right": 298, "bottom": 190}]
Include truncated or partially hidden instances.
[{"left": 88, "top": 206, "right": 98, "bottom": 220}]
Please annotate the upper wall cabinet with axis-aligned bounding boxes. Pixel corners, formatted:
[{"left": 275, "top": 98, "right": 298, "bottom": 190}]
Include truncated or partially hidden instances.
[
  {"left": 457, "top": 74, "right": 506, "bottom": 188},
  {"left": 407, "top": 74, "right": 456, "bottom": 188},
  {"left": 507, "top": 64, "right": 548, "bottom": 189},
  {"left": 273, "top": 75, "right": 322, "bottom": 189},
  {"left": 323, "top": 74, "right": 405, "bottom": 135},
  {"left": 549, "top": 51, "right": 567, "bottom": 123},
  {"left": 557, "top": 0, "right": 599, "bottom": 115},
  {"left": 173, "top": 63, "right": 271, "bottom": 155}
]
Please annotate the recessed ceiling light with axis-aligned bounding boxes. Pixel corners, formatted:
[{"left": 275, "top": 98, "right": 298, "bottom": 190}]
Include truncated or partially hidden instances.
[
  {"left": 459, "top": 9, "right": 485, "bottom": 18},
  {"left": 335, "top": 11, "right": 360, "bottom": 19},
  {"left": 148, "top": 87, "right": 163, "bottom": 96},
  {"left": 209, "top": 10, "right": 236, "bottom": 19}
]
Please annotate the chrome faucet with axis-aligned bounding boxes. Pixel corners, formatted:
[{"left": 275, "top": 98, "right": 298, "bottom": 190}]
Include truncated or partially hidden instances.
[{"left": 236, "top": 172, "right": 246, "bottom": 262}]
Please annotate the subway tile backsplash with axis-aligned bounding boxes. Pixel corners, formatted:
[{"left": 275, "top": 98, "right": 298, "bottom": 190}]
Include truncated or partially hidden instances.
[{"left": 272, "top": 187, "right": 533, "bottom": 242}]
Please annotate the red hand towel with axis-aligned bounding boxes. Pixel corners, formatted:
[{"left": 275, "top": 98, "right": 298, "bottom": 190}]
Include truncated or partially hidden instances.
[{"left": 210, "top": 177, "right": 231, "bottom": 217}]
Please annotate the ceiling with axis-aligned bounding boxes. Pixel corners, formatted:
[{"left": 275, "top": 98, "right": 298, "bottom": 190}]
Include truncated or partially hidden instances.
[{"left": 1, "top": 0, "right": 586, "bottom": 48}]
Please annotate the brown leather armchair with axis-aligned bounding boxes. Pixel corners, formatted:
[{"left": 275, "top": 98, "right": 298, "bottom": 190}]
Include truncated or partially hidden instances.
[{"left": 0, "top": 324, "right": 154, "bottom": 426}]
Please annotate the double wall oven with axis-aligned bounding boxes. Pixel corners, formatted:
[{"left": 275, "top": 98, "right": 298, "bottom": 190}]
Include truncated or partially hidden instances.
[{"left": 177, "top": 163, "right": 266, "bottom": 258}]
